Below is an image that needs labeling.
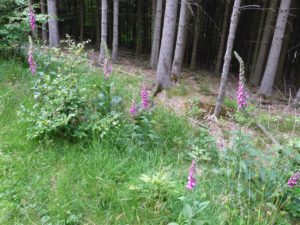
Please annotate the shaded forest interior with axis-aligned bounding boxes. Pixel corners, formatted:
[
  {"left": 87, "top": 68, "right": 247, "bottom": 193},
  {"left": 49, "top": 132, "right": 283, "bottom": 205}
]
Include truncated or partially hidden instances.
[{"left": 48, "top": 0, "right": 300, "bottom": 92}]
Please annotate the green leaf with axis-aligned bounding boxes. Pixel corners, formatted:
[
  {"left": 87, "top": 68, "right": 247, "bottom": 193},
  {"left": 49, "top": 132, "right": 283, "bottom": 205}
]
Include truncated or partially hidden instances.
[{"left": 183, "top": 203, "right": 193, "bottom": 219}]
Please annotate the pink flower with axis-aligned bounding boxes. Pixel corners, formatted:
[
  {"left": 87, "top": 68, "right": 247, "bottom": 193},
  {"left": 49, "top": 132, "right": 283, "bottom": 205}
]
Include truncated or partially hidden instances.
[
  {"left": 29, "top": 6, "right": 36, "bottom": 33},
  {"left": 129, "top": 100, "right": 137, "bottom": 116},
  {"left": 103, "top": 58, "right": 113, "bottom": 79},
  {"left": 28, "top": 42, "right": 36, "bottom": 75},
  {"left": 237, "top": 80, "right": 247, "bottom": 110},
  {"left": 288, "top": 172, "right": 300, "bottom": 188},
  {"left": 140, "top": 85, "right": 149, "bottom": 108},
  {"left": 186, "top": 160, "right": 196, "bottom": 190}
]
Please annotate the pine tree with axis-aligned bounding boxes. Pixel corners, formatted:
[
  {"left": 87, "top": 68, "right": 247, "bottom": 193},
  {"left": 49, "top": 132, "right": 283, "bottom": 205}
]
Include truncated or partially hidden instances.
[{"left": 258, "top": 0, "right": 292, "bottom": 97}]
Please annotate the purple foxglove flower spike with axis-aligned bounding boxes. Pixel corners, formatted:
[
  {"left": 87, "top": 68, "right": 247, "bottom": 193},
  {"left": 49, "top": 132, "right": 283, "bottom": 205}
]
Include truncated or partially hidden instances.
[
  {"left": 186, "top": 160, "right": 196, "bottom": 190},
  {"left": 129, "top": 100, "right": 137, "bottom": 116},
  {"left": 103, "top": 58, "right": 113, "bottom": 79},
  {"left": 288, "top": 172, "right": 300, "bottom": 188},
  {"left": 28, "top": 37, "right": 36, "bottom": 75},
  {"left": 29, "top": 6, "right": 36, "bottom": 33},
  {"left": 140, "top": 85, "right": 149, "bottom": 109}
]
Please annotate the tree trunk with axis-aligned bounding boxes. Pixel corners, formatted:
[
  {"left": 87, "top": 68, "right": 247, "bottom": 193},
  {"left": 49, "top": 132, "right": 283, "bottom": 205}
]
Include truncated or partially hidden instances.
[
  {"left": 96, "top": 0, "right": 100, "bottom": 47},
  {"left": 249, "top": 0, "right": 268, "bottom": 76},
  {"left": 155, "top": 0, "right": 178, "bottom": 88},
  {"left": 293, "top": 89, "right": 300, "bottom": 107},
  {"left": 250, "top": 0, "right": 278, "bottom": 86},
  {"left": 171, "top": 0, "right": 189, "bottom": 79},
  {"left": 41, "top": 0, "right": 47, "bottom": 44},
  {"left": 79, "top": 0, "right": 84, "bottom": 41},
  {"left": 135, "top": 0, "right": 142, "bottom": 56},
  {"left": 47, "top": 0, "right": 59, "bottom": 47},
  {"left": 190, "top": 6, "right": 201, "bottom": 70},
  {"left": 258, "top": 0, "right": 291, "bottom": 97},
  {"left": 214, "top": 0, "right": 241, "bottom": 117},
  {"left": 112, "top": 0, "right": 119, "bottom": 61},
  {"left": 152, "top": 0, "right": 156, "bottom": 34},
  {"left": 99, "top": 0, "right": 108, "bottom": 61},
  {"left": 214, "top": 0, "right": 230, "bottom": 75},
  {"left": 150, "top": 0, "right": 163, "bottom": 69}
]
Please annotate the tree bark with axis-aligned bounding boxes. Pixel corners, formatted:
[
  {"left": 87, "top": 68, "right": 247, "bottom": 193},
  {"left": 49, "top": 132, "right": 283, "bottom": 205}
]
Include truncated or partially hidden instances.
[
  {"left": 96, "top": 0, "right": 100, "bottom": 47},
  {"left": 135, "top": 0, "right": 142, "bottom": 56},
  {"left": 41, "top": 0, "right": 47, "bottom": 44},
  {"left": 214, "top": 0, "right": 241, "bottom": 117},
  {"left": 99, "top": 0, "right": 108, "bottom": 61},
  {"left": 214, "top": 0, "right": 230, "bottom": 75},
  {"left": 47, "top": 0, "right": 59, "bottom": 47},
  {"left": 112, "top": 0, "right": 119, "bottom": 61},
  {"left": 249, "top": 0, "right": 268, "bottom": 76},
  {"left": 190, "top": 6, "right": 201, "bottom": 70},
  {"left": 171, "top": 0, "right": 189, "bottom": 79},
  {"left": 79, "top": 0, "right": 84, "bottom": 41},
  {"left": 293, "top": 89, "right": 300, "bottom": 107},
  {"left": 250, "top": 0, "right": 278, "bottom": 86},
  {"left": 258, "top": 0, "right": 292, "bottom": 97},
  {"left": 155, "top": 0, "right": 178, "bottom": 89},
  {"left": 150, "top": 0, "right": 163, "bottom": 69}
]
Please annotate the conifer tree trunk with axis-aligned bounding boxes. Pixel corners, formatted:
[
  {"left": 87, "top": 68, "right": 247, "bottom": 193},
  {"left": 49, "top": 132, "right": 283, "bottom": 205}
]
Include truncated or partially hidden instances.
[
  {"left": 47, "top": 0, "right": 59, "bottom": 47},
  {"left": 214, "top": 0, "right": 241, "bottom": 117},
  {"left": 190, "top": 6, "right": 201, "bottom": 70},
  {"left": 112, "top": 0, "right": 119, "bottom": 61},
  {"left": 96, "top": 0, "right": 100, "bottom": 47},
  {"left": 41, "top": 0, "right": 47, "bottom": 44},
  {"left": 155, "top": 0, "right": 178, "bottom": 88},
  {"left": 99, "top": 0, "right": 108, "bottom": 61},
  {"left": 150, "top": 0, "right": 163, "bottom": 69},
  {"left": 152, "top": 0, "right": 156, "bottom": 33},
  {"left": 293, "top": 88, "right": 300, "bottom": 107},
  {"left": 258, "top": 0, "right": 292, "bottom": 97},
  {"left": 135, "top": 0, "right": 142, "bottom": 56},
  {"left": 214, "top": 0, "right": 230, "bottom": 76},
  {"left": 249, "top": 0, "right": 267, "bottom": 76},
  {"left": 171, "top": 0, "right": 189, "bottom": 79},
  {"left": 250, "top": 0, "right": 278, "bottom": 86},
  {"left": 79, "top": 0, "right": 84, "bottom": 41}
]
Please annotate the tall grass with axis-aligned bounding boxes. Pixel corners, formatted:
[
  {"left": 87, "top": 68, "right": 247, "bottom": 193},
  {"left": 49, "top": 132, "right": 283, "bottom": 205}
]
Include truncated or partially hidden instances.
[{"left": 0, "top": 59, "right": 297, "bottom": 225}]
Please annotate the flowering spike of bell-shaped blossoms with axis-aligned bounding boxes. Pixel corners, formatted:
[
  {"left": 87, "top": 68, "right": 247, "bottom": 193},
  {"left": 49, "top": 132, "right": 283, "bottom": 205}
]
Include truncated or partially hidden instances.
[
  {"left": 288, "top": 172, "right": 300, "bottom": 188},
  {"left": 129, "top": 99, "right": 137, "bottom": 116},
  {"left": 140, "top": 85, "right": 149, "bottom": 108},
  {"left": 28, "top": 36, "right": 36, "bottom": 75},
  {"left": 237, "top": 81, "right": 248, "bottom": 110},
  {"left": 234, "top": 51, "right": 248, "bottom": 110},
  {"left": 29, "top": 6, "right": 36, "bottom": 33},
  {"left": 186, "top": 160, "right": 196, "bottom": 190},
  {"left": 103, "top": 58, "right": 113, "bottom": 79}
]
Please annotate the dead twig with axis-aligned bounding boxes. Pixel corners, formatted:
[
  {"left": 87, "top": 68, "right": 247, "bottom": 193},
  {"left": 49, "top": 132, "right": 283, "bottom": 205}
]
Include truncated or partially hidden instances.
[
  {"left": 254, "top": 121, "right": 280, "bottom": 146},
  {"left": 188, "top": 117, "right": 207, "bottom": 128}
]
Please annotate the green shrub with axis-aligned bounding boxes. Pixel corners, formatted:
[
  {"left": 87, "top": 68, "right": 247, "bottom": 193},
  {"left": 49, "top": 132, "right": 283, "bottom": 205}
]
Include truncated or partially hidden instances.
[{"left": 19, "top": 71, "right": 121, "bottom": 140}]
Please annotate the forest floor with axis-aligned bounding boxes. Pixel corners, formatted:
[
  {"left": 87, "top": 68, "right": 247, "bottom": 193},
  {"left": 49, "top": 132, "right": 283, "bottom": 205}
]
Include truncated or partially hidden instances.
[
  {"left": 87, "top": 50, "right": 300, "bottom": 149},
  {"left": 1, "top": 51, "right": 299, "bottom": 224}
]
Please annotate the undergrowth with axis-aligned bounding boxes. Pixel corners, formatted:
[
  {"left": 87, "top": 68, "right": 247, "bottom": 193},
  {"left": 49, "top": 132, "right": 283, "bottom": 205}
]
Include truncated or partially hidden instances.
[{"left": 0, "top": 47, "right": 299, "bottom": 224}]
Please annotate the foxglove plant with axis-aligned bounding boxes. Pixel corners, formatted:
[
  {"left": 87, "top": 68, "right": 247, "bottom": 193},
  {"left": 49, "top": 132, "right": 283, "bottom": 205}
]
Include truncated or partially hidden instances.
[
  {"left": 140, "top": 85, "right": 149, "bottom": 109},
  {"left": 103, "top": 58, "right": 113, "bottom": 79},
  {"left": 28, "top": 36, "right": 36, "bottom": 75},
  {"left": 186, "top": 160, "right": 196, "bottom": 190},
  {"left": 234, "top": 51, "right": 248, "bottom": 110},
  {"left": 288, "top": 172, "right": 300, "bottom": 188},
  {"left": 129, "top": 99, "right": 137, "bottom": 116},
  {"left": 29, "top": 6, "right": 36, "bottom": 33}
]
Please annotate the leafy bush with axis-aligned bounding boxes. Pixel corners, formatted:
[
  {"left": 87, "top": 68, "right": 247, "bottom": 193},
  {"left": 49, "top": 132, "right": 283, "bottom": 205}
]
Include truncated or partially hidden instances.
[
  {"left": 19, "top": 37, "right": 122, "bottom": 141},
  {"left": 20, "top": 72, "right": 120, "bottom": 140},
  {"left": 187, "top": 128, "right": 218, "bottom": 162}
]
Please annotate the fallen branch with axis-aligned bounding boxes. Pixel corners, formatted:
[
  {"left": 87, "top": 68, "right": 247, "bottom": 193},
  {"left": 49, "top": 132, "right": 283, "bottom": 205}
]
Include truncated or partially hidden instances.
[
  {"left": 188, "top": 117, "right": 207, "bottom": 128},
  {"left": 254, "top": 121, "right": 280, "bottom": 146}
]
